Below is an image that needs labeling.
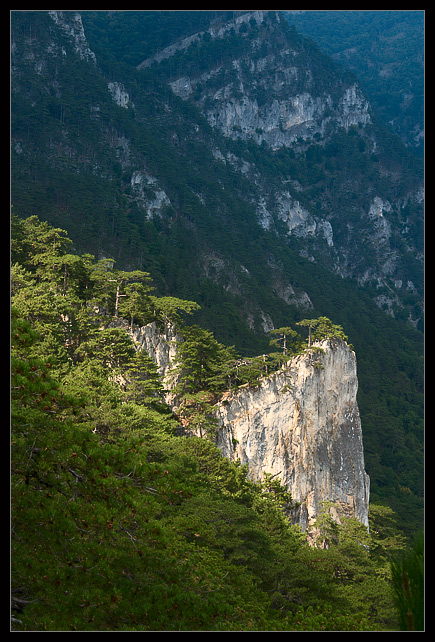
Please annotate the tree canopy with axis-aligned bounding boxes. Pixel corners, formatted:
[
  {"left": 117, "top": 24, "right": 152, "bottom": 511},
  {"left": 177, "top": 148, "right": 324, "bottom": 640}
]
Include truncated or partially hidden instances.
[
  {"left": 297, "top": 316, "right": 348, "bottom": 345},
  {"left": 11, "top": 214, "right": 422, "bottom": 631}
]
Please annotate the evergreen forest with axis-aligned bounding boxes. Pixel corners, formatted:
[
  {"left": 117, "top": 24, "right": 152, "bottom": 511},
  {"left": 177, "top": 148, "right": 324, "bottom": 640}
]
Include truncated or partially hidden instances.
[
  {"left": 11, "top": 10, "right": 424, "bottom": 631},
  {"left": 11, "top": 215, "right": 423, "bottom": 631},
  {"left": 286, "top": 11, "right": 424, "bottom": 156}
]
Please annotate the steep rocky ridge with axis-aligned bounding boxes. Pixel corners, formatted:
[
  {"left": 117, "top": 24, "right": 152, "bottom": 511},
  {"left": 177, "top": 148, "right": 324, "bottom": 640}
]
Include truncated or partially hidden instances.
[
  {"left": 215, "top": 339, "right": 370, "bottom": 533},
  {"left": 11, "top": 10, "right": 423, "bottom": 329},
  {"left": 131, "top": 10, "right": 423, "bottom": 324},
  {"left": 141, "top": 11, "right": 371, "bottom": 150},
  {"left": 10, "top": 9, "right": 423, "bottom": 536},
  {"left": 127, "top": 320, "right": 370, "bottom": 533}
]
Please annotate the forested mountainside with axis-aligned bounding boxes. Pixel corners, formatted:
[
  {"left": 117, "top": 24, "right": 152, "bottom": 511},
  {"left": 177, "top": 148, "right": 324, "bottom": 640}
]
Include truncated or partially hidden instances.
[
  {"left": 11, "top": 11, "right": 423, "bottom": 630},
  {"left": 11, "top": 9, "right": 423, "bottom": 531},
  {"left": 286, "top": 11, "right": 424, "bottom": 157},
  {"left": 11, "top": 214, "right": 422, "bottom": 631},
  {"left": 11, "top": 11, "right": 424, "bottom": 329}
]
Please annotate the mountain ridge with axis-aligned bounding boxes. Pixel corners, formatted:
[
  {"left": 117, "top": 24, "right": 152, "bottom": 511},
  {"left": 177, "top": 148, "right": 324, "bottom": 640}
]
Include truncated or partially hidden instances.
[
  {"left": 12, "top": 11, "right": 423, "bottom": 326},
  {"left": 285, "top": 10, "right": 424, "bottom": 156}
]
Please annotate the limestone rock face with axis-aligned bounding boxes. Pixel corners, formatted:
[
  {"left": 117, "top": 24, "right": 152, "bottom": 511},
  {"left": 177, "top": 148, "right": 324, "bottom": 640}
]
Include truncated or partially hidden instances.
[
  {"left": 129, "top": 321, "right": 369, "bottom": 533},
  {"left": 162, "top": 11, "right": 371, "bottom": 151},
  {"left": 123, "top": 320, "right": 182, "bottom": 404},
  {"left": 48, "top": 11, "right": 96, "bottom": 63},
  {"left": 215, "top": 340, "right": 370, "bottom": 531},
  {"left": 201, "top": 84, "right": 370, "bottom": 150}
]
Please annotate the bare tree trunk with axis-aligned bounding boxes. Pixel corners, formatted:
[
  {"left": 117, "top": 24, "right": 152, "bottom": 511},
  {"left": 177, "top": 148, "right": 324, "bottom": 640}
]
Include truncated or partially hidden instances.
[{"left": 115, "top": 284, "right": 121, "bottom": 317}]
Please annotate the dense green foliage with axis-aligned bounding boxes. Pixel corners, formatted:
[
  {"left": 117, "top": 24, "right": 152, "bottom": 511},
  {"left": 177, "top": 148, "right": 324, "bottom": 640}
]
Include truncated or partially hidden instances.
[
  {"left": 82, "top": 10, "right": 222, "bottom": 67},
  {"left": 286, "top": 11, "right": 424, "bottom": 156},
  {"left": 11, "top": 215, "right": 422, "bottom": 631},
  {"left": 11, "top": 8, "right": 423, "bottom": 568},
  {"left": 391, "top": 532, "right": 424, "bottom": 631}
]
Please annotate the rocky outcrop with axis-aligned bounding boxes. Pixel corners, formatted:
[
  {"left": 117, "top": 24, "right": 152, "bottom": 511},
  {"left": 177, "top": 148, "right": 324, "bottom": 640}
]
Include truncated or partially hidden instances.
[
  {"left": 129, "top": 172, "right": 171, "bottom": 219},
  {"left": 48, "top": 11, "right": 96, "bottom": 64},
  {"left": 214, "top": 340, "right": 370, "bottom": 532},
  {"left": 117, "top": 319, "right": 182, "bottom": 404},
  {"left": 199, "top": 84, "right": 370, "bottom": 150},
  {"left": 130, "top": 322, "right": 370, "bottom": 533},
  {"left": 123, "top": 320, "right": 369, "bottom": 534},
  {"left": 163, "top": 11, "right": 371, "bottom": 150}
]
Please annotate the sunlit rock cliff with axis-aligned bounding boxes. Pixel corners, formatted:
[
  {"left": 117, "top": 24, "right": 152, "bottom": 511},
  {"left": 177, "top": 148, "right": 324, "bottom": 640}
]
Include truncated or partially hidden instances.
[
  {"left": 215, "top": 339, "right": 370, "bottom": 533},
  {"left": 130, "top": 321, "right": 370, "bottom": 533}
]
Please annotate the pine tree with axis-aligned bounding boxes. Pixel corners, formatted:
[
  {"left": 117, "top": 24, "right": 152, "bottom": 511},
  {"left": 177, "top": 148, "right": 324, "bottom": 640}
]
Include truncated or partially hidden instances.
[
  {"left": 11, "top": 309, "right": 61, "bottom": 412},
  {"left": 122, "top": 349, "right": 164, "bottom": 405},
  {"left": 297, "top": 316, "right": 348, "bottom": 345},
  {"left": 391, "top": 532, "right": 424, "bottom": 631},
  {"left": 74, "top": 327, "right": 136, "bottom": 370},
  {"left": 172, "top": 324, "right": 237, "bottom": 437},
  {"left": 21, "top": 215, "right": 73, "bottom": 280},
  {"left": 88, "top": 258, "right": 117, "bottom": 316},
  {"left": 150, "top": 295, "right": 200, "bottom": 325},
  {"left": 269, "top": 326, "right": 303, "bottom": 357},
  {"left": 111, "top": 269, "right": 154, "bottom": 319},
  {"left": 173, "top": 325, "right": 235, "bottom": 396},
  {"left": 118, "top": 281, "right": 153, "bottom": 330}
]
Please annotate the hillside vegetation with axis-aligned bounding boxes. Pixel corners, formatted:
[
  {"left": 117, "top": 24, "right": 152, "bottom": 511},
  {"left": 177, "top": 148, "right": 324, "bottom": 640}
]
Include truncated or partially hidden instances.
[
  {"left": 11, "top": 214, "right": 422, "bottom": 631},
  {"left": 11, "top": 11, "right": 423, "bottom": 629},
  {"left": 286, "top": 11, "right": 424, "bottom": 156}
]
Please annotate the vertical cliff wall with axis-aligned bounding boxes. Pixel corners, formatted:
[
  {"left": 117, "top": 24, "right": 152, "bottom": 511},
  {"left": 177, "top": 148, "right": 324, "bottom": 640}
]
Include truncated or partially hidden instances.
[
  {"left": 215, "top": 340, "right": 370, "bottom": 532},
  {"left": 128, "top": 321, "right": 370, "bottom": 533}
]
